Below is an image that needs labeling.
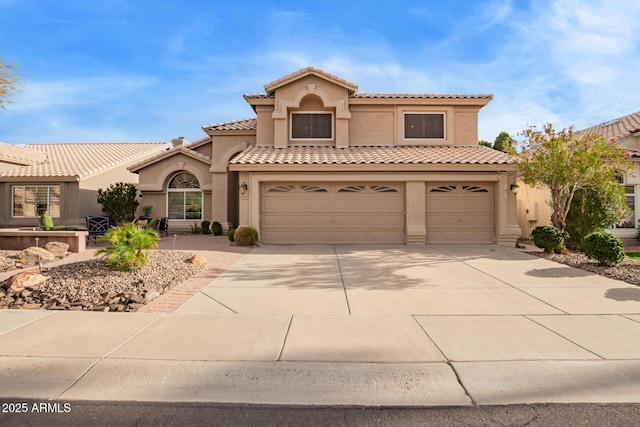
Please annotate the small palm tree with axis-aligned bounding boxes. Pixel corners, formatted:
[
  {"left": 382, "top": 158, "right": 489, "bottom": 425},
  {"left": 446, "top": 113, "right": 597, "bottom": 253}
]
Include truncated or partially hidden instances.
[{"left": 96, "top": 221, "right": 159, "bottom": 271}]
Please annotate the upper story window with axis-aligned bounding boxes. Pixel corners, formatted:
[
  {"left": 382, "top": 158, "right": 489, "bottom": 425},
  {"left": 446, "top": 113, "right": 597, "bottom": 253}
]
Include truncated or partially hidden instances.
[
  {"left": 404, "top": 113, "right": 445, "bottom": 139},
  {"left": 291, "top": 112, "right": 333, "bottom": 140}
]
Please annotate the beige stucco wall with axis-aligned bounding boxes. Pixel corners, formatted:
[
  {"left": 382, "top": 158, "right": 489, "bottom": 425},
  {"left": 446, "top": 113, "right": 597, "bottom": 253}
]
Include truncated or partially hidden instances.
[
  {"left": 251, "top": 74, "right": 485, "bottom": 148},
  {"left": 516, "top": 181, "right": 552, "bottom": 238}
]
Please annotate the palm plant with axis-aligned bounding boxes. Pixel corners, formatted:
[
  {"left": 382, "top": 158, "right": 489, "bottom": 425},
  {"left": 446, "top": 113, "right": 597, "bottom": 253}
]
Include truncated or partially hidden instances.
[{"left": 96, "top": 221, "right": 159, "bottom": 271}]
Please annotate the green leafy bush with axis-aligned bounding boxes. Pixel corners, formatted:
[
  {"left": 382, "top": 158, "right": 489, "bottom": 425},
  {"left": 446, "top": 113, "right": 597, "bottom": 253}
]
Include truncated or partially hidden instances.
[
  {"left": 227, "top": 228, "right": 236, "bottom": 242},
  {"left": 201, "top": 221, "right": 211, "bottom": 235},
  {"left": 584, "top": 232, "right": 625, "bottom": 266},
  {"left": 97, "top": 183, "right": 139, "bottom": 225},
  {"left": 234, "top": 226, "right": 258, "bottom": 246},
  {"left": 190, "top": 222, "right": 202, "bottom": 234},
  {"left": 96, "top": 222, "right": 159, "bottom": 271},
  {"left": 211, "top": 221, "right": 223, "bottom": 236},
  {"left": 566, "top": 183, "right": 629, "bottom": 250},
  {"left": 39, "top": 214, "right": 54, "bottom": 231},
  {"left": 532, "top": 226, "right": 567, "bottom": 253}
]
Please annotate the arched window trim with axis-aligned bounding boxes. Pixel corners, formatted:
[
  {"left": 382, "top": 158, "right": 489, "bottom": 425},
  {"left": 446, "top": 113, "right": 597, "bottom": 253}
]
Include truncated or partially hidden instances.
[{"left": 166, "top": 172, "right": 203, "bottom": 220}]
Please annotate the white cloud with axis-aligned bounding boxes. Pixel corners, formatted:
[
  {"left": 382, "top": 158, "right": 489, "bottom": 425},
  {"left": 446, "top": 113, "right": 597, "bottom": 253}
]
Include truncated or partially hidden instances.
[{"left": 10, "top": 74, "right": 159, "bottom": 112}]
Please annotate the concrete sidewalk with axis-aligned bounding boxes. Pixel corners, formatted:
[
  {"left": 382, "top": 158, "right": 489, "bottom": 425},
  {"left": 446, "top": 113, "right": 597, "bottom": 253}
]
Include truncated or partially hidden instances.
[{"left": 1, "top": 244, "right": 640, "bottom": 406}]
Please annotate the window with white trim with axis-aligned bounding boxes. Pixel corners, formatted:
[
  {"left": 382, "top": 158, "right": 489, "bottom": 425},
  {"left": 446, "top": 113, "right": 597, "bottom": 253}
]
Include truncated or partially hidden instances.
[
  {"left": 167, "top": 172, "right": 202, "bottom": 220},
  {"left": 291, "top": 112, "right": 333, "bottom": 140},
  {"left": 12, "top": 185, "right": 61, "bottom": 218},
  {"left": 404, "top": 113, "right": 445, "bottom": 139}
]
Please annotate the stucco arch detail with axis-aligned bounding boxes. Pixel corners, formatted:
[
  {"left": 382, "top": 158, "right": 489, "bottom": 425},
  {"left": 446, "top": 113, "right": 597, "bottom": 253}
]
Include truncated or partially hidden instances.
[
  {"left": 141, "top": 162, "right": 211, "bottom": 192},
  {"left": 272, "top": 84, "right": 351, "bottom": 119},
  {"left": 210, "top": 142, "right": 249, "bottom": 173}
]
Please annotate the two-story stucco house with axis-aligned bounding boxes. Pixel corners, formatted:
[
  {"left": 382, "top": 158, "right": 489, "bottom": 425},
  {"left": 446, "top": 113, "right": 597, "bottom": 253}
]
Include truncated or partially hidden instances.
[{"left": 130, "top": 67, "right": 521, "bottom": 245}]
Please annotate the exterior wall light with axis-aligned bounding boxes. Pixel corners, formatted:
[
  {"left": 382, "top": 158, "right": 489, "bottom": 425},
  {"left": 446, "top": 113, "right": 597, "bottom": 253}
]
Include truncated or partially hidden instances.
[
  {"left": 240, "top": 182, "right": 248, "bottom": 195},
  {"left": 510, "top": 183, "right": 520, "bottom": 194}
]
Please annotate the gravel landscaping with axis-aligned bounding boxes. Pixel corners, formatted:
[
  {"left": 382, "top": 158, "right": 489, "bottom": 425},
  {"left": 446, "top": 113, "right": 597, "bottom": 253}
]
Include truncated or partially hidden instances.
[
  {"left": 533, "top": 250, "right": 640, "bottom": 287},
  {"left": 0, "top": 250, "right": 203, "bottom": 311}
]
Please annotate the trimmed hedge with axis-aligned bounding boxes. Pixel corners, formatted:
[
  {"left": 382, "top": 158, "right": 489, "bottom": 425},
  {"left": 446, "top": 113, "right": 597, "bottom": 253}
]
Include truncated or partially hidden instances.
[
  {"left": 531, "top": 225, "right": 567, "bottom": 253},
  {"left": 234, "top": 226, "right": 259, "bottom": 246},
  {"left": 201, "top": 221, "right": 211, "bottom": 235},
  {"left": 584, "top": 231, "right": 625, "bottom": 266},
  {"left": 211, "top": 221, "right": 223, "bottom": 236}
]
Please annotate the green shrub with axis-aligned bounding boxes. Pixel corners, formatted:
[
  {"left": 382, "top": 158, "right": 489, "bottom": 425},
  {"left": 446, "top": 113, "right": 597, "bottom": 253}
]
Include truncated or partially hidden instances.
[
  {"left": 566, "top": 183, "right": 629, "bottom": 250},
  {"left": 234, "top": 226, "right": 258, "bottom": 246},
  {"left": 531, "top": 226, "right": 567, "bottom": 253},
  {"left": 190, "top": 222, "right": 202, "bottom": 234},
  {"left": 227, "top": 228, "right": 236, "bottom": 242},
  {"left": 97, "top": 182, "right": 139, "bottom": 225},
  {"left": 201, "top": 221, "right": 211, "bottom": 235},
  {"left": 39, "top": 214, "right": 54, "bottom": 231},
  {"left": 211, "top": 221, "right": 223, "bottom": 236},
  {"left": 96, "top": 222, "right": 159, "bottom": 271},
  {"left": 584, "top": 232, "right": 625, "bottom": 266}
]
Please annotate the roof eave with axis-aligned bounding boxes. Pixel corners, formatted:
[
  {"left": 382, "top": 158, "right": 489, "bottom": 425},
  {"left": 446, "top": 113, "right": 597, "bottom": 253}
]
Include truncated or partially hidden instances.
[{"left": 229, "top": 163, "right": 513, "bottom": 172}]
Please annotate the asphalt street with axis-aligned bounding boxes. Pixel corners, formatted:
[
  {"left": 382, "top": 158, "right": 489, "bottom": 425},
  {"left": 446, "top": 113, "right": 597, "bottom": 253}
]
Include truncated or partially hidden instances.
[{"left": 1, "top": 400, "right": 640, "bottom": 427}]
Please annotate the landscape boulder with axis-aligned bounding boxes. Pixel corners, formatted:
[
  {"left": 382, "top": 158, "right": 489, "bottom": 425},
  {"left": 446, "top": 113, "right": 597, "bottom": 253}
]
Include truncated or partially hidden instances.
[
  {"left": 16, "top": 247, "right": 56, "bottom": 267},
  {"left": 44, "top": 241, "right": 69, "bottom": 258}
]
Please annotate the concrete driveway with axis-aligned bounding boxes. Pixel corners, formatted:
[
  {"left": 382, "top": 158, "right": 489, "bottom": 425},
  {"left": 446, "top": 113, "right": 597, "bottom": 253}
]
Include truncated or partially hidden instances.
[{"left": 2, "top": 245, "right": 640, "bottom": 406}]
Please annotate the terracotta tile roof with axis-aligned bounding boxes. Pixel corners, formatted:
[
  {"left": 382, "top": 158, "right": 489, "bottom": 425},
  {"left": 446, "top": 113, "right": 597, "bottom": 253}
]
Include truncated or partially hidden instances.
[
  {"left": 354, "top": 93, "right": 493, "bottom": 100},
  {"left": 264, "top": 66, "right": 358, "bottom": 94},
  {"left": 202, "top": 118, "right": 257, "bottom": 132},
  {"left": 242, "top": 93, "right": 493, "bottom": 100},
  {"left": 128, "top": 145, "right": 211, "bottom": 172},
  {"left": 229, "top": 145, "right": 513, "bottom": 165},
  {"left": 579, "top": 111, "right": 640, "bottom": 143},
  {"left": 0, "top": 142, "right": 170, "bottom": 179},
  {"left": 0, "top": 141, "right": 48, "bottom": 165}
]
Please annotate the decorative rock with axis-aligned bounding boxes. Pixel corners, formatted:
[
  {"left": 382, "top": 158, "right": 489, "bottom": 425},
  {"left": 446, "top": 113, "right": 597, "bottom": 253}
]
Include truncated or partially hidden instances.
[
  {"left": 128, "top": 294, "right": 144, "bottom": 304},
  {"left": 144, "top": 290, "right": 161, "bottom": 302},
  {"left": 17, "top": 247, "right": 56, "bottom": 266},
  {"left": 187, "top": 254, "right": 207, "bottom": 266},
  {"left": 22, "top": 303, "right": 42, "bottom": 310},
  {"left": 5, "top": 272, "right": 49, "bottom": 294},
  {"left": 44, "top": 241, "right": 69, "bottom": 258}
]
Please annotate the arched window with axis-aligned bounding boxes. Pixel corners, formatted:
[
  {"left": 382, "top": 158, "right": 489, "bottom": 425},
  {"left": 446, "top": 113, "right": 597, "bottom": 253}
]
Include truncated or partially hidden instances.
[{"left": 167, "top": 172, "right": 202, "bottom": 220}]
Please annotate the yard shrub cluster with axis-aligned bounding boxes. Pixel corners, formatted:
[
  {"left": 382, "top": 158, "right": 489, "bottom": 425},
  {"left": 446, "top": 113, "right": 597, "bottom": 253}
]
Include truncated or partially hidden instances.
[
  {"left": 201, "top": 221, "right": 211, "bottom": 235},
  {"left": 583, "top": 232, "right": 625, "bottom": 267},
  {"left": 96, "top": 221, "right": 159, "bottom": 271},
  {"left": 190, "top": 222, "right": 202, "bottom": 234},
  {"left": 227, "top": 228, "right": 236, "bottom": 242},
  {"left": 39, "top": 214, "right": 54, "bottom": 231},
  {"left": 234, "top": 226, "right": 259, "bottom": 246},
  {"left": 531, "top": 226, "right": 567, "bottom": 254},
  {"left": 211, "top": 221, "right": 223, "bottom": 236}
]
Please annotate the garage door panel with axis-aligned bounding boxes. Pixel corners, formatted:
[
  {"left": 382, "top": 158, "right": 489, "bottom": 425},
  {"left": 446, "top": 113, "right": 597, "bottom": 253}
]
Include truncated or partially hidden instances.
[
  {"left": 426, "top": 183, "right": 494, "bottom": 245},
  {"left": 261, "top": 182, "right": 405, "bottom": 244}
]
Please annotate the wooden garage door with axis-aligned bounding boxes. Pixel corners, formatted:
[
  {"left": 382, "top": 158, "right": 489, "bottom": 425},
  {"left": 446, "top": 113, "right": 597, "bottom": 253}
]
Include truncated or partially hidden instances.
[
  {"left": 261, "top": 182, "right": 405, "bottom": 244},
  {"left": 426, "top": 183, "right": 494, "bottom": 244}
]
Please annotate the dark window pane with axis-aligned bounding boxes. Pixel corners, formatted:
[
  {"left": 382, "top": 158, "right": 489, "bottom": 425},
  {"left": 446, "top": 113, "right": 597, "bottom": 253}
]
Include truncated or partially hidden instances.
[
  {"left": 404, "top": 113, "right": 445, "bottom": 139},
  {"left": 292, "top": 113, "right": 332, "bottom": 139}
]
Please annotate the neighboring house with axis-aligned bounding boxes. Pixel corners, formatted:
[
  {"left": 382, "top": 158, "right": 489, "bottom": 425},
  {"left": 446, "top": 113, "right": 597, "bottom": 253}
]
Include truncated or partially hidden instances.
[
  {"left": 131, "top": 67, "right": 521, "bottom": 245},
  {"left": 516, "top": 110, "right": 640, "bottom": 240},
  {"left": 580, "top": 111, "right": 640, "bottom": 241},
  {"left": 0, "top": 142, "right": 170, "bottom": 228}
]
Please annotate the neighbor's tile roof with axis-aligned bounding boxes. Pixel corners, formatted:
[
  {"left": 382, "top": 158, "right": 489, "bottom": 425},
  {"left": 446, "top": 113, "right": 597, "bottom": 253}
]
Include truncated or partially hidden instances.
[
  {"left": 0, "top": 141, "right": 48, "bottom": 165},
  {"left": 0, "top": 142, "right": 170, "bottom": 179},
  {"left": 202, "top": 118, "right": 257, "bottom": 132},
  {"left": 230, "top": 145, "right": 513, "bottom": 165},
  {"left": 579, "top": 111, "right": 640, "bottom": 143}
]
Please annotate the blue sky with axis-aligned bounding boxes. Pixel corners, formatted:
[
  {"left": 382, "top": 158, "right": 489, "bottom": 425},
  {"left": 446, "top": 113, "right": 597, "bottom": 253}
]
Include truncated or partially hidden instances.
[{"left": 0, "top": 0, "right": 638, "bottom": 144}]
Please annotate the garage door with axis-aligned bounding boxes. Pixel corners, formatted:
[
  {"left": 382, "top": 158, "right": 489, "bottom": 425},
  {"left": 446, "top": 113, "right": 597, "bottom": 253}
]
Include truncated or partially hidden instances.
[
  {"left": 261, "top": 182, "right": 405, "bottom": 244},
  {"left": 426, "top": 183, "right": 494, "bottom": 244}
]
